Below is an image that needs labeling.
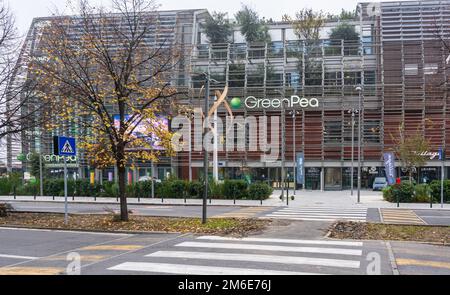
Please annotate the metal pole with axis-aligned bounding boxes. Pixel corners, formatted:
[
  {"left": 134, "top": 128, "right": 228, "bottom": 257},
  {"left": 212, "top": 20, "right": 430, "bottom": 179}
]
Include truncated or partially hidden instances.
[
  {"left": 281, "top": 97, "right": 286, "bottom": 202},
  {"left": 351, "top": 111, "right": 355, "bottom": 196},
  {"left": 213, "top": 96, "right": 219, "bottom": 182},
  {"left": 202, "top": 74, "right": 209, "bottom": 224},
  {"left": 189, "top": 118, "right": 192, "bottom": 182},
  {"left": 151, "top": 161, "right": 155, "bottom": 199},
  {"left": 39, "top": 152, "right": 43, "bottom": 196},
  {"left": 357, "top": 88, "right": 362, "bottom": 203},
  {"left": 64, "top": 157, "right": 68, "bottom": 225},
  {"left": 293, "top": 113, "right": 297, "bottom": 198},
  {"left": 441, "top": 158, "right": 445, "bottom": 208}
]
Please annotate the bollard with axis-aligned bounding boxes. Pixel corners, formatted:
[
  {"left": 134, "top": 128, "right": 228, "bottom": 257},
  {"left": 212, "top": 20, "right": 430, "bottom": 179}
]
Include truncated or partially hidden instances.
[
  {"left": 162, "top": 196, "right": 164, "bottom": 203},
  {"left": 13, "top": 186, "right": 16, "bottom": 200},
  {"left": 138, "top": 196, "right": 141, "bottom": 203},
  {"left": 52, "top": 195, "right": 55, "bottom": 201},
  {"left": 260, "top": 196, "right": 263, "bottom": 206}
]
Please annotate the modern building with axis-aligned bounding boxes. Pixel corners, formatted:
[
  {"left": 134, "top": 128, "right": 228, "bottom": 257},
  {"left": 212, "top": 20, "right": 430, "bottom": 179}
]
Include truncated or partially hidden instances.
[{"left": 7, "top": 1, "right": 450, "bottom": 190}]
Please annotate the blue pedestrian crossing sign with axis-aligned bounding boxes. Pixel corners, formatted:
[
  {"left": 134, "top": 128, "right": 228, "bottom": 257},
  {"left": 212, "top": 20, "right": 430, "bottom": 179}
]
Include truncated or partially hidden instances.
[{"left": 54, "top": 136, "right": 77, "bottom": 156}]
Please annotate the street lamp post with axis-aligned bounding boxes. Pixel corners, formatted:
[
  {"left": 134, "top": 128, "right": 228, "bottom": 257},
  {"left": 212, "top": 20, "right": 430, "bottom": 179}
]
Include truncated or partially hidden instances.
[
  {"left": 202, "top": 73, "right": 210, "bottom": 224},
  {"left": 348, "top": 108, "right": 358, "bottom": 196},
  {"left": 290, "top": 110, "right": 300, "bottom": 198},
  {"left": 356, "top": 86, "right": 363, "bottom": 203},
  {"left": 275, "top": 89, "right": 287, "bottom": 205}
]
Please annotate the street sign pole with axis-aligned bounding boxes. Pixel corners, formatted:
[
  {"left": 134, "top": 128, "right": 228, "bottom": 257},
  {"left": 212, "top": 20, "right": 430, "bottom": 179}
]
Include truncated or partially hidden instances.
[
  {"left": 39, "top": 152, "right": 43, "bottom": 197},
  {"left": 64, "top": 156, "right": 68, "bottom": 225},
  {"left": 442, "top": 161, "right": 445, "bottom": 209},
  {"left": 54, "top": 136, "right": 76, "bottom": 226}
]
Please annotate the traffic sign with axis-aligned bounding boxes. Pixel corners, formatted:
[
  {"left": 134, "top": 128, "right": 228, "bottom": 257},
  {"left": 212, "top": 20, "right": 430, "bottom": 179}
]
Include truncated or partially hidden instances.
[{"left": 54, "top": 136, "right": 77, "bottom": 156}]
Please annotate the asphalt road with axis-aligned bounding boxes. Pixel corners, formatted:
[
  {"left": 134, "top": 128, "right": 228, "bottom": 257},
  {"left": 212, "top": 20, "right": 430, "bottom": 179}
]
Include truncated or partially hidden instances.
[
  {"left": 1, "top": 223, "right": 449, "bottom": 275},
  {"left": 6, "top": 201, "right": 275, "bottom": 219},
  {"left": 414, "top": 210, "right": 450, "bottom": 226}
]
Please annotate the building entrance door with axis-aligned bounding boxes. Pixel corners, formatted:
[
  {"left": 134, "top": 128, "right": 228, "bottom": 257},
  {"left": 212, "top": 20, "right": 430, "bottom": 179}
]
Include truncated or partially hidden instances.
[
  {"left": 325, "top": 168, "right": 342, "bottom": 190},
  {"left": 305, "top": 168, "right": 321, "bottom": 190}
]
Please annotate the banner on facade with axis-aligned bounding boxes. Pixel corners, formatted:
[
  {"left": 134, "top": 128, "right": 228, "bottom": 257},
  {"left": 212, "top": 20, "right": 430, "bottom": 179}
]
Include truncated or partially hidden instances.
[
  {"left": 296, "top": 153, "right": 305, "bottom": 185},
  {"left": 383, "top": 152, "right": 396, "bottom": 185}
]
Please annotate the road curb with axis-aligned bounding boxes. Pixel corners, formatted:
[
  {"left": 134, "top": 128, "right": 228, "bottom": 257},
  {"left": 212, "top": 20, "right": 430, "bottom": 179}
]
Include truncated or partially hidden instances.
[
  {"left": 0, "top": 225, "right": 182, "bottom": 235},
  {"left": 2, "top": 199, "right": 278, "bottom": 208}
]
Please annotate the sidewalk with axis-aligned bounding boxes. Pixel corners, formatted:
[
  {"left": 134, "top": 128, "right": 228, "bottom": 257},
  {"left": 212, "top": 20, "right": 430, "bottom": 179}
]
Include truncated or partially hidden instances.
[
  {"left": 0, "top": 195, "right": 281, "bottom": 207},
  {"left": 1, "top": 190, "right": 449, "bottom": 210},
  {"left": 268, "top": 190, "right": 450, "bottom": 209}
]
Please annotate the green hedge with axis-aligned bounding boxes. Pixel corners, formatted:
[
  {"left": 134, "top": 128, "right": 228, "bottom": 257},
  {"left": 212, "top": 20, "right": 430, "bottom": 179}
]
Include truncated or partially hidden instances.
[
  {"left": 0, "top": 176, "right": 273, "bottom": 201},
  {"left": 383, "top": 182, "right": 450, "bottom": 203},
  {"left": 155, "top": 179, "right": 272, "bottom": 200}
]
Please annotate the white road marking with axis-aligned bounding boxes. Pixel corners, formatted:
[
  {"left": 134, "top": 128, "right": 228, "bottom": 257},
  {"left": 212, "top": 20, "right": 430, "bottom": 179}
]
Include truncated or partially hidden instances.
[
  {"left": 266, "top": 214, "right": 366, "bottom": 220},
  {"left": 176, "top": 242, "right": 363, "bottom": 256},
  {"left": 280, "top": 208, "right": 367, "bottom": 212},
  {"left": 0, "top": 254, "right": 39, "bottom": 260},
  {"left": 270, "top": 212, "right": 367, "bottom": 217},
  {"left": 0, "top": 227, "right": 132, "bottom": 236},
  {"left": 147, "top": 251, "right": 361, "bottom": 269},
  {"left": 108, "top": 262, "right": 326, "bottom": 275},
  {"left": 196, "top": 236, "right": 363, "bottom": 247}
]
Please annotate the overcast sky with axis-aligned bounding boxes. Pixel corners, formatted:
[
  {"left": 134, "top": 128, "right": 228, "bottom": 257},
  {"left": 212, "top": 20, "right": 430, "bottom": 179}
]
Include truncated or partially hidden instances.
[{"left": 8, "top": 0, "right": 409, "bottom": 35}]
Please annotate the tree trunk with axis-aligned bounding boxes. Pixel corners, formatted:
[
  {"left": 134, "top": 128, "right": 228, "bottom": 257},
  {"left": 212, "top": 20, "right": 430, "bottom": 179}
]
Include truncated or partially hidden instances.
[{"left": 117, "top": 163, "right": 128, "bottom": 222}]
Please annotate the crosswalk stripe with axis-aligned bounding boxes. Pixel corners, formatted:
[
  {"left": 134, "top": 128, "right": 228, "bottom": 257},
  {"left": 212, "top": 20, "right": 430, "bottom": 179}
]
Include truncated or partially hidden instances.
[
  {"left": 108, "top": 262, "right": 327, "bottom": 275},
  {"left": 265, "top": 217, "right": 364, "bottom": 222},
  {"left": 396, "top": 259, "right": 450, "bottom": 270},
  {"left": 196, "top": 236, "right": 363, "bottom": 247},
  {"left": 381, "top": 209, "right": 426, "bottom": 225},
  {"left": 270, "top": 212, "right": 367, "bottom": 217},
  {"left": 147, "top": 251, "right": 361, "bottom": 269},
  {"left": 264, "top": 207, "right": 368, "bottom": 222},
  {"left": 0, "top": 267, "right": 64, "bottom": 275},
  {"left": 266, "top": 214, "right": 366, "bottom": 220},
  {"left": 280, "top": 208, "right": 367, "bottom": 212},
  {"left": 176, "top": 242, "right": 363, "bottom": 256},
  {"left": 0, "top": 254, "right": 39, "bottom": 260}
]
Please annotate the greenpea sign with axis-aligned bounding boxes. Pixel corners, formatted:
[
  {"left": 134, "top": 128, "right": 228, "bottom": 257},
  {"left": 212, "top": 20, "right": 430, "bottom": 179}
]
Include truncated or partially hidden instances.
[
  {"left": 17, "top": 154, "right": 26, "bottom": 162},
  {"left": 230, "top": 97, "right": 242, "bottom": 109}
]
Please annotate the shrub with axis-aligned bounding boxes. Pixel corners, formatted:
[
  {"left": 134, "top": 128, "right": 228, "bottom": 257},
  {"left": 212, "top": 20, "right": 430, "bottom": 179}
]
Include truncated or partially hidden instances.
[
  {"left": 413, "top": 184, "right": 431, "bottom": 203},
  {"left": 159, "top": 179, "right": 188, "bottom": 199},
  {"left": 0, "top": 177, "right": 12, "bottom": 195},
  {"left": 248, "top": 182, "right": 273, "bottom": 200},
  {"left": 223, "top": 180, "right": 248, "bottom": 200},
  {"left": 382, "top": 186, "right": 393, "bottom": 202},
  {"left": 390, "top": 183, "right": 415, "bottom": 203},
  {"left": 210, "top": 181, "right": 224, "bottom": 199},
  {"left": 16, "top": 182, "right": 39, "bottom": 196},
  {"left": 187, "top": 181, "right": 204, "bottom": 198},
  {"left": 102, "top": 181, "right": 119, "bottom": 198},
  {"left": 429, "top": 180, "right": 450, "bottom": 203}
]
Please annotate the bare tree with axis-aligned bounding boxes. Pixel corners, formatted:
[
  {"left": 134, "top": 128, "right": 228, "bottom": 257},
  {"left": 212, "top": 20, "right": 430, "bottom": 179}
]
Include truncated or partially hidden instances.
[
  {"left": 391, "top": 122, "right": 431, "bottom": 183},
  {"left": 0, "top": 2, "right": 43, "bottom": 142},
  {"left": 32, "top": 0, "right": 181, "bottom": 221}
]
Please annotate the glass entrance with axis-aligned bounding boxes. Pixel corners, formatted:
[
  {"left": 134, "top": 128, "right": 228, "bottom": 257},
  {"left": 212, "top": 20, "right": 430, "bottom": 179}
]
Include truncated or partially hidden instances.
[
  {"left": 305, "top": 168, "right": 321, "bottom": 190},
  {"left": 325, "top": 168, "right": 342, "bottom": 190}
]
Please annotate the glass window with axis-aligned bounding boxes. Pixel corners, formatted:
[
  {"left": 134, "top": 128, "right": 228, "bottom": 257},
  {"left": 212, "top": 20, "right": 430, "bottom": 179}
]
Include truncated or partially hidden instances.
[
  {"left": 405, "top": 64, "right": 418, "bottom": 76},
  {"left": 344, "top": 72, "right": 362, "bottom": 85},
  {"left": 324, "top": 121, "right": 342, "bottom": 144},
  {"left": 364, "top": 120, "right": 381, "bottom": 143}
]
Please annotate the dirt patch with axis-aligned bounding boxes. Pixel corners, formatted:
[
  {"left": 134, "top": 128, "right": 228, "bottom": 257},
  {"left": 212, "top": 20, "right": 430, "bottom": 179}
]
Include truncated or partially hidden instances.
[
  {"left": 329, "top": 221, "right": 450, "bottom": 245},
  {"left": 0, "top": 212, "right": 270, "bottom": 237}
]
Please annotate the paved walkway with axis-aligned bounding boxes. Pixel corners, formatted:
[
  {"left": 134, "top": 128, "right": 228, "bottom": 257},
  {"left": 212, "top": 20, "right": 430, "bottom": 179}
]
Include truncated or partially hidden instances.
[{"left": 1, "top": 190, "right": 449, "bottom": 210}]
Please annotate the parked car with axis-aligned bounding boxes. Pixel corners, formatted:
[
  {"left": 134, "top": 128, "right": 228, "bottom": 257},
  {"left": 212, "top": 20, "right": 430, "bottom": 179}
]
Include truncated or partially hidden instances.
[
  {"left": 138, "top": 176, "right": 162, "bottom": 183},
  {"left": 372, "top": 177, "right": 388, "bottom": 191}
]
